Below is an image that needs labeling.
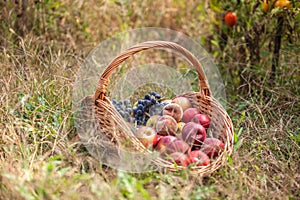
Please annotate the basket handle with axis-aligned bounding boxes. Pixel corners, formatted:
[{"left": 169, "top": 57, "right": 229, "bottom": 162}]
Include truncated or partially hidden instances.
[{"left": 94, "top": 41, "right": 211, "bottom": 101}]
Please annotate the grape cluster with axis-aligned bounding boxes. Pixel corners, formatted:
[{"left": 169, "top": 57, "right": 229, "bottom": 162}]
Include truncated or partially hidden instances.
[
  {"left": 133, "top": 91, "right": 167, "bottom": 125},
  {"left": 112, "top": 99, "right": 132, "bottom": 122}
]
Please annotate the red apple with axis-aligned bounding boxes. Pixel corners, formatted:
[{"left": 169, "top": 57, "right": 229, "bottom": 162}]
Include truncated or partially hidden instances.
[
  {"left": 135, "top": 126, "right": 159, "bottom": 148},
  {"left": 182, "top": 108, "right": 200, "bottom": 123},
  {"left": 155, "top": 135, "right": 178, "bottom": 154},
  {"left": 166, "top": 139, "right": 190, "bottom": 154},
  {"left": 162, "top": 103, "right": 183, "bottom": 122},
  {"left": 188, "top": 150, "right": 210, "bottom": 166},
  {"left": 172, "top": 96, "right": 192, "bottom": 112},
  {"left": 224, "top": 12, "right": 237, "bottom": 27},
  {"left": 191, "top": 114, "right": 211, "bottom": 129},
  {"left": 153, "top": 134, "right": 163, "bottom": 148},
  {"left": 168, "top": 152, "right": 190, "bottom": 167},
  {"left": 156, "top": 115, "right": 178, "bottom": 136},
  {"left": 201, "top": 138, "right": 225, "bottom": 158},
  {"left": 181, "top": 122, "right": 206, "bottom": 148}
]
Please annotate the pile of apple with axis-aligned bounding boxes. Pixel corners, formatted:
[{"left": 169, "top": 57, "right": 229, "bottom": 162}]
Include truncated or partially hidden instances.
[{"left": 135, "top": 96, "right": 224, "bottom": 167}]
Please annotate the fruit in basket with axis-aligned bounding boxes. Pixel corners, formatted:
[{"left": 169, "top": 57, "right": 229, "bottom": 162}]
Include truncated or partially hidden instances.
[
  {"left": 162, "top": 103, "right": 183, "bottom": 122},
  {"left": 149, "top": 99, "right": 171, "bottom": 116},
  {"left": 172, "top": 96, "right": 192, "bottom": 112},
  {"left": 156, "top": 115, "right": 178, "bottom": 136},
  {"left": 112, "top": 99, "right": 132, "bottom": 122},
  {"left": 182, "top": 108, "right": 201, "bottom": 123},
  {"left": 181, "top": 122, "right": 206, "bottom": 147},
  {"left": 168, "top": 152, "right": 190, "bottom": 167},
  {"left": 150, "top": 91, "right": 161, "bottom": 100},
  {"left": 155, "top": 135, "right": 177, "bottom": 154},
  {"left": 201, "top": 138, "right": 225, "bottom": 158},
  {"left": 165, "top": 139, "right": 190, "bottom": 154},
  {"left": 149, "top": 103, "right": 165, "bottom": 116},
  {"left": 153, "top": 134, "right": 163, "bottom": 148},
  {"left": 177, "top": 122, "right": 185, "bottom": 132},
  {"left": 133, "top": 91, "right": 163, "bottom": 125},
  {"left": 192, "top": 114, "right": 211, "bottom": 129},
  {"left": 224, "top": 12, "right": 237, "bottom": 27},
  {"left": 133, "top": 105, "right": 145, "bottom": 125},
  {"left": 146, "top": 115, "right": 160, "bottom": 129},
  {"left": 188, "top": 150, "right": 210, "bottom": 166},
  {"left": 135, "top": 126, "right": 160, "bottom": 148}
]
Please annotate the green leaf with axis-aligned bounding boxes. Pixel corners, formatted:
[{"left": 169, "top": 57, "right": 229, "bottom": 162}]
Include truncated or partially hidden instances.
[
  {"left": 237, "top": 127, "right": 243, "bottom": 138},
  {"left": 209, "top": 0, "right": 221, "bottom": 13},
  {"left": 211, "top": 40, "right": 219, "bottom": 48},
  {"left": 227, "top": 155, "right": 233, "bottom": 166},
  {"left": 234, "top": 139, "right": 243, "bottom": 151}
]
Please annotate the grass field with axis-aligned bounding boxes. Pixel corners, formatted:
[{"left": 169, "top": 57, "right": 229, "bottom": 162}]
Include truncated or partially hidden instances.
[{"left": 0, "top": 1, "right": 299, "bottom": 199}]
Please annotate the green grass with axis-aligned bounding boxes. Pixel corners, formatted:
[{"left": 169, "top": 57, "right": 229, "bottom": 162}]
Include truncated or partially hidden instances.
[{"left": 1, "top": 1, "right": 299, "bottom": 199}]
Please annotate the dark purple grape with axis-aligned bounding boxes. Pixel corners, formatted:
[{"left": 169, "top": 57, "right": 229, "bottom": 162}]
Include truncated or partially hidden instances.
[
  {"left": 125, "top": 112, "right": 130, "bottom": 118},
  {"left": 137, "top": 110, "right": 143, "bottom": 116},
  {"left": 137, "top": 104, "right": 144, "bottom": 110},
  {"left": 150, "top": 98, "right": 156, "bottom": 104},
  {"left": 126, "top": 108, "right": 132, "bottom": 114},
  {"left": 144, "top": 107, "right": 149, "bottom": 113},
  {"left": 124, "top": 99, "right": 130, "bottom": 105},
  {"left": 142, "top": 100, "right": 147, "bottom": 106},
  {"left": 144, "top": 100, "right": 151, "bottom": 106},
  {"left": 150, "top": 91, "right": 157, "bottom": 96},
  {"left": 144, "top": 94, "right": 151, "bottom": 100},
  {"left": 132, "top": 92, "right": 163, "bottom": 125},
  {"left": 119, "top": 111, "right": 125, "bottom": 118}
]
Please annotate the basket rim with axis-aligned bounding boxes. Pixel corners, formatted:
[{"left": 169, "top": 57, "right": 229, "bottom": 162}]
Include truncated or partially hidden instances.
[{"left": 94, "top": 40, "right": 211, "bottom": 102}]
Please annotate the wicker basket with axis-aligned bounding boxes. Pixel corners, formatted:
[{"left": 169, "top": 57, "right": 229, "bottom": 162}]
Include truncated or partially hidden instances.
[{"left": 80, "top": 41, "right": 234, "bottom": 176}]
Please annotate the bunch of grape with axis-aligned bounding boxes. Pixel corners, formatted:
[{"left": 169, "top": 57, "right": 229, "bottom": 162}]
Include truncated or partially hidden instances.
[
  {"left": 112, "top": 99, "right": 132, "bottom": 122},
  {"left": 133, "top": 91, "right": 167, "bottom": 125}
]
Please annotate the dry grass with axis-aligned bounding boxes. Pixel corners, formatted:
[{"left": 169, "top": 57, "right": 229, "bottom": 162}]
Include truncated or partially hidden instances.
[{"left": 1, "top": 0, "right": 299, "bottom": 199}]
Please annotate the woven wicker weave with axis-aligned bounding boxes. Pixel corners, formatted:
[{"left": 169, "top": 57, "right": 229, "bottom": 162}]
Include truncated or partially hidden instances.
[{"left": 81, "top": 41, "right": 234, "bottom": 176}]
